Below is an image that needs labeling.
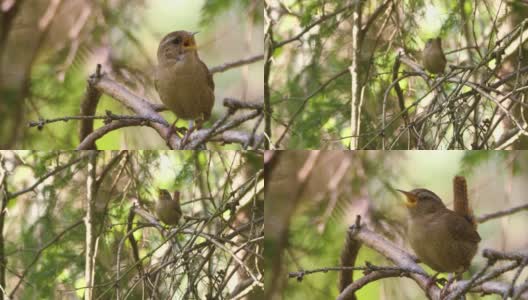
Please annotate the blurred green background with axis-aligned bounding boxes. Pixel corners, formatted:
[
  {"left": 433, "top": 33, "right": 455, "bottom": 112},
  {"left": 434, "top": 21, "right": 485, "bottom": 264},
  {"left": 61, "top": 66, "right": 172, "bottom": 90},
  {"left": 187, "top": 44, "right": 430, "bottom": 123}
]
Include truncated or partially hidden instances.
[
  {"left": 0, "top": 0, "right": 263, "bottom": 149},
  {"left": 265, "top": 150, "right": 528, "bottom": 299}
]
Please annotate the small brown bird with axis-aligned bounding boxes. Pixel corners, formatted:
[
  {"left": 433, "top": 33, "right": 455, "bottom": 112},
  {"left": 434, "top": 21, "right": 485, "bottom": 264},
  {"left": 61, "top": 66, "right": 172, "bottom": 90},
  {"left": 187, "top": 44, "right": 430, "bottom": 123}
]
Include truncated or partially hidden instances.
[
  {"left": 155, "top": 189, "right": 182, "bottom": 225},
  {"left": 397, "top": 188, "right": 481, "bottom": 273},
  {"left": 423, "top": 37, "right": 447, "bottom": 74},
  {"left": 155, "top": 31, "right": 215, "bottom": 140}
]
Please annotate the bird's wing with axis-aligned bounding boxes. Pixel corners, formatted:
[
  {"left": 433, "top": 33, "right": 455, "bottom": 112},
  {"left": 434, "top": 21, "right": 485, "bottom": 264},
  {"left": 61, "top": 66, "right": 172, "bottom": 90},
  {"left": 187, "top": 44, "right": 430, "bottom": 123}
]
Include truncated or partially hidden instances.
[
  {"left": 199, "top": 59, "right": 215, "bottom": 91},
  {"left": 173, "top": 204, "right": 182, "bottom": 215},
  {"left": 447, "top": 213, "right": 481, "bottom": 243}
]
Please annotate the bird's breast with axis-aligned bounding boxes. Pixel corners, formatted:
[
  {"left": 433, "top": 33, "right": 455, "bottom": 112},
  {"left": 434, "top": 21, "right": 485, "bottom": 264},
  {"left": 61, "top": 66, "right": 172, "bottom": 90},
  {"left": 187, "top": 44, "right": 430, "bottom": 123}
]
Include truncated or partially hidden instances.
[
  {"left": 156, "top": 59, "right": 214, "bottom": 120},
  {"left": 408, "top": 215, "right": 478, "bottom": 272}
]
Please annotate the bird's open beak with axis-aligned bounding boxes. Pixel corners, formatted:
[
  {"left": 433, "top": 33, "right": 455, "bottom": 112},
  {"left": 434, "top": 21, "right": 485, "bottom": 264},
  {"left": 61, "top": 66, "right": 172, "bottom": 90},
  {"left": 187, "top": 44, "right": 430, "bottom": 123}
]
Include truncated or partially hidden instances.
[
  {"left": 396, "top": 189, "right": 417, "bottom": 208},
  {"left": 183, "top": 32, "right": 199, "bottom": 50}
]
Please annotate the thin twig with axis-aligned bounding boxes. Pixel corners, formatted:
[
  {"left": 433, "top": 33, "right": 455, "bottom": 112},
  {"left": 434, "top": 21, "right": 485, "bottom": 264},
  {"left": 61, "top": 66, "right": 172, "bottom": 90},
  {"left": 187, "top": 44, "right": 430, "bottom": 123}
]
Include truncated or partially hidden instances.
[{"left": 477, "top": 203, "right": 528, "bottom": 223}]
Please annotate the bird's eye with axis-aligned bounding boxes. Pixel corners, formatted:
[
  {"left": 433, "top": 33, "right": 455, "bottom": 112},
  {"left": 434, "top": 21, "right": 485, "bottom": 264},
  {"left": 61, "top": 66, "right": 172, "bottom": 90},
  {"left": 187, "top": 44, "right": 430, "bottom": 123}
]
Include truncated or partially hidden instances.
[{"left": 184, "top": 41, "right": 190, "bottom": 47}]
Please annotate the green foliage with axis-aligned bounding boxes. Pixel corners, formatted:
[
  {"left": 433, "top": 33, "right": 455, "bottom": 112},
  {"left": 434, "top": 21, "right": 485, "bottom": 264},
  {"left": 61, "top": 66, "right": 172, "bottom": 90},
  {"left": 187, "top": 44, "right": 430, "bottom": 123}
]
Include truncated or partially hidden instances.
[
  {"left": 173, "top": 151, "right": 201, "bottom": 187},
  {"left": 460, "top": 151, "right": 528, "bottom": 176},
  {"left": 271, "top": 0, "right": 528, "bottom": 148},
  {"left": 285, "top": 215, "right": 344, "bottom": 299},
  {"left": 459, "top": 151, "right": 503, "bottom": 175},
  {"left": 28, "top": 66, "right": 84, "bottom": 148},
  {"left": 3, "top": 150, "right": 262, "bottom": 298},
  {"left": 20, "top": 214, "right": 84, "bottom": 298},
  {"left": 200, "top": 0, "right": 263, "bottom": 26},
  {"left": 439, "top": 2, "right": 460, "bottom": 37}
]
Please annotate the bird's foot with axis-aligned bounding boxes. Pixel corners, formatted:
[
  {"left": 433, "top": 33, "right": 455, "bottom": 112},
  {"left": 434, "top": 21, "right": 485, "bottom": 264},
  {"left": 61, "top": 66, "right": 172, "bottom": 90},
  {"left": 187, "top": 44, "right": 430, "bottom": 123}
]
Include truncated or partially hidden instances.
[
  {"left": 440, "top": 273, "right": 460, "bottom": 299},
  {"left": 195, "top": 118, "right": 205, "bottom": 130},
  {"left": 440, "top": 285, "right": 449, "bottom": 299},
  {"left": 179, "top": 125, "right": 196, "bottom": 149},
  {"left": 165, "top": 119, "right": 187, "bottom": 149},
  {"left": 435, "top": 277, "right": 448, "bottom": 286},
  {"left": 425, "top": 272, "right": 441, "bottom": 292}
]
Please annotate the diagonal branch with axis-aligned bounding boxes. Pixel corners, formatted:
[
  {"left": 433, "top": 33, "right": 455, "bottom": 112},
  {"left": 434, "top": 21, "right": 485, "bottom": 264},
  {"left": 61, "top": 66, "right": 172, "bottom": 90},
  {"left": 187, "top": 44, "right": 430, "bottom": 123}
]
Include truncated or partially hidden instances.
[
  {"left": 209, "top": 54, "right": 263, "bottom": 74},
  {"left": 335, "top": 215, "right": 528, "bottom": 300}
]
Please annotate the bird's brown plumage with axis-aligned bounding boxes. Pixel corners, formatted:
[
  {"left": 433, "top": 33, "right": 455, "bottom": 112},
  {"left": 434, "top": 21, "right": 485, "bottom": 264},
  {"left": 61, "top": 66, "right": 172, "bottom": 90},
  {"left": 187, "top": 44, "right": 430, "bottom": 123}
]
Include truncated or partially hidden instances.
[
  {"left": 423, "top": 37, "right": 447, "bottom": 74},
  {"left": 398, "top": 188, "right": 480, "bottom": 273},
  {"left": 155, "top": 31, "right": 214, "bottom": 121},
  {"left": 155, "top": 189, "right": 182, "bottom": 225}
]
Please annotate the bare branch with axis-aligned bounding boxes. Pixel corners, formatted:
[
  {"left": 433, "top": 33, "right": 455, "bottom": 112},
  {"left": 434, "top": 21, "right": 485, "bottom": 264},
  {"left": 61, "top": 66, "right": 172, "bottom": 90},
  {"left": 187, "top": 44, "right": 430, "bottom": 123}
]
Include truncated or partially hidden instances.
[
  {"left": 209, "top": 54, "right": 263, "bottom": 74},
  {"left": 476, "top": 203, "right": 528, "bottom": 223}
]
